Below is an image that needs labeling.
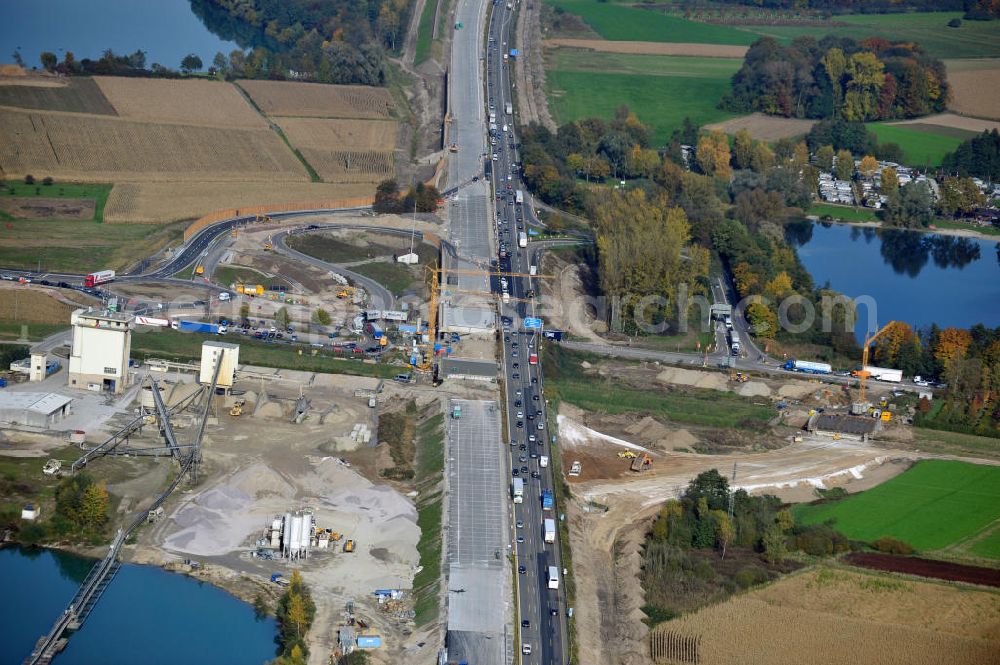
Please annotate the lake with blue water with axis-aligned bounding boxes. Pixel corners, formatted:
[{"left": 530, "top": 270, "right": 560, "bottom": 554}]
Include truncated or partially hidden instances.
[
  {"left": 0, "top": 545, "right": 277, "bottom": 665},
  {"left": 3, "top": 0, "right": 240, "bottom": 72},
  {"left": 785, "top": 220, "right": 1000, "bottom": 339}
]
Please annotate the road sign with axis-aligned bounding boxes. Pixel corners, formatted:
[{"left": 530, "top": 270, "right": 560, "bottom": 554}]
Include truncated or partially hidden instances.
[{"left": 524, "top": 317, "right": 543, "bottom": 329}]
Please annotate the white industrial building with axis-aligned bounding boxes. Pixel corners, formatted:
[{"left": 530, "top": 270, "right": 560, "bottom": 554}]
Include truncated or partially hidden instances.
[
  {"left": 68, "top": 308, "right": 135, "bottom": 394},
  {"left": 200, "top": 341, "right": 239, "bottom": 388},
  {"left": 0, "top": 392, "right": 74, "bottom": 428}
]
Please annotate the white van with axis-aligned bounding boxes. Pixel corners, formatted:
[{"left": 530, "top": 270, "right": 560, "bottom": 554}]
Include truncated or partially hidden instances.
[{"left": 502, "top": 124, "right": 508, "bottom": 133}]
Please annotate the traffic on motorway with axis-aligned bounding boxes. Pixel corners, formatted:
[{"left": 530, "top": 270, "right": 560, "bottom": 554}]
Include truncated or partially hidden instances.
[{"left": 484, "top": 1, "right": 569, "bottom": 662}]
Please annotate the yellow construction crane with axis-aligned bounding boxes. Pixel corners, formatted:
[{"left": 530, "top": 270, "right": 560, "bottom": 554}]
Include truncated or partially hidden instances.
[{"left": 856, "top": 320, "right": 899, "bottom": 405}]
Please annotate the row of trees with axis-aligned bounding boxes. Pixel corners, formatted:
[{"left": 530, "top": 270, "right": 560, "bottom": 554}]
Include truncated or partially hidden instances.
[
  {"left": 722, "top": 36, "right": 949, "bottom": 121},
  {"left": 873, "top": 321, "right": 1000, "bottom": 436}
]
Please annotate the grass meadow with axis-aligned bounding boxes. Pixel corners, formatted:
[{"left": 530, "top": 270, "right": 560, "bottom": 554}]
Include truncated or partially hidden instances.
[
  {"left": 794, "top": 460, "right": 1000, "bottom": 558},
  {"left": 865, "top": 124, "right": 969, "bottom": 168}
]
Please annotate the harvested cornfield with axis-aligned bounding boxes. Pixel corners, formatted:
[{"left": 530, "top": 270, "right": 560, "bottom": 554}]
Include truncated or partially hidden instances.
[
  {"left": 650, "top": 567, "right": 1000, "bottom": 665},
  {"left": 705, "top": 113, "right": 816, "bottom": 141},
  {"left": 0, "top": 285, "right": 77, "bottom": 324},
  {"left": 0, "top": 76, "right": 117, "bottom": 115},
  {"left": 544, "top": 38, "right": 748, "bottom": 58},
  {"left": 238, "top": 79, "right": 393, "bottom": 119},
  {"left": 298, "top": 149, "right": 394, "bottom": 183},
  {"left": 94, "top": 77, "right": 266, "bottom": 128},
  {"left": 277, "top": 117, "right": 397, "bottom": 151},
  {"left": 0, "top": 108, "right": 307, "bottom": 182},
  {"left": 104, "top": 181, "right": 376, "bottom": 224}
]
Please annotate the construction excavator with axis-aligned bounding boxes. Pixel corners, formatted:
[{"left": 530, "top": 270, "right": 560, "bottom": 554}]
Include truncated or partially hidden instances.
[
  {"left": 617, "top": 450, "right": 637, "bottom": 459},
  {"left": 336, "top": 286, "right": 357, "bottom": 299},
  {"left": 229, "top": 399, "right": 245, "bottom": 417},
  {"left": 630, "top": 453, "right": 652, "bottom": 473},
  {"left": 263, "top": 236, "right": 273, "bottom": 250}
]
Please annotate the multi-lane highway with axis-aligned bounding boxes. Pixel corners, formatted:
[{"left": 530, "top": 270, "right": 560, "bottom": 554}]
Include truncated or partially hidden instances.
[{"left": 484, "top": 1, "right": 569, "bottom": 663}]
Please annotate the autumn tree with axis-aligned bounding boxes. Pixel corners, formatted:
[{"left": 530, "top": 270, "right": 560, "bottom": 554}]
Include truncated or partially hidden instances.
[
  {"left": 732, "top": 129, "right": 753, "bottom": 170},
  {"left": 834, "top": 149, "right": 854, "bottom": 180},
  {"left": 874, "top": 321, "right": 918, "bottom": 368},
  {"left": 765, "top": 271, "right": 793, "bottom": 301},
  {"left": 762, "top": 525, "right": 787, "bottom": 564},
  {"left": 858, "top": 155, "right": 879, "bottom": 179},
  {"left": 821, "top": 47, "right": 847, "bottom": 115},
  {"left": 934, "top": 327, "right": 973, "bottom": 371},
  {"left": 750, "top": 142, "right": 775, "bottom": 174},
  {"left": 276, "top": 570, "right": 316, "bottom": 660},
  {"left": 312, "top": 308, "right": 332, "bottom": 326},
  {"left": 746, "top": 302, "right": 778, "bottom": 338},
  {"left": 880, "top": 166, "right": 899, "bottom": 197},
  {"left": 274, "top": 307, "right": 290, "bottom": 328},
  {"left": 843, "top": 52, "right": 885, "bottom": 121},
  {"left": 696, "top": 131, "right": 732, "bottom": 180},
  {"left": 80, "top": 481, "right": 110, "bottom": 528},
  {"left": 815, "top": 145, "right": 835, "bottom": 173},
  {"left": 239, "top": 302, "right": 251, "bottom": 319},
  {"left": 938, "top": 176, "right": 986, "bottom": 218}
]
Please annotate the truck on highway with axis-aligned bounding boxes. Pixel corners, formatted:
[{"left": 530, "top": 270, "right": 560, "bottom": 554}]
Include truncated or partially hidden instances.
[
  {"left": 728, "top": 330, "right": 741, "bottom": 356},
  {"left": 547, "top": 565, "right": 559, "bottom": 590},
  {"left": 541, "top": 489, "right": 553, "bottom": 511},
  {"left": 518, "top": 231, "right": 528, "bottom": 248},
  {"left": 452, "top": 404, "right": 462, "bottom": 419},
  {"left": 515, "top": 190, "right": 524, "bottom": 204},
  {"left": 512, "top": 477, "right": 524, "bottom": 504},
  {"left": 83, "top": 270, "right": 115, "bottom": 288},
  {"left": 174, "top": 320, "right": 223, "bottom": 334},
  {"left": 528, "top": 353, "right": 538, "bottom": 366},
  {"left": 505, "top": 102, "right": 513, "bottom": 115},
  {"left": 539, "top": 455, "right": 549, "bottom": 468},
  {"left": 135, "top": 316, "right": 170, "bottom": 327},
  {"left": 853, "top": 365, "right": 903, "bottom": 382},
  {"left": 544, "top": 518, "right": 556, "bottom": 544},
  {"left": 783, "top": 359, "right": 833, "bottom": 375}
]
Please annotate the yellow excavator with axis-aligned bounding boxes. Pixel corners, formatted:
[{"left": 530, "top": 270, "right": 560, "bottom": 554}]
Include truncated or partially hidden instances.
[
  {"left": 336, "top": 286, "right": 357, "bottom": 299},
  {"left": 263, "top": 236, "right": 273, "bottom": 250},
  {"left": 230, "top": 398, "right": 245, "bottom": 417},
  {"left": 617, "top": 450, "right": 637, "bottom": 459}
]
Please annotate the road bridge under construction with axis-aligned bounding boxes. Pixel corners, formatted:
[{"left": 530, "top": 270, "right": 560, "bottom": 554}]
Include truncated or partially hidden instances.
[{"left": 24, "top": 360, "right": 223, "bottom": 665}]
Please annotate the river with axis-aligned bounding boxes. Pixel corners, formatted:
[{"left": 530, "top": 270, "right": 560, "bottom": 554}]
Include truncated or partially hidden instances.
[
  {"left": 786, "top": 220, "right": 1000, "bottom": 339},
  {"left": 3, "top": 0, "right": 240, "bottom": 73},
  {"left": 0, "top": 545, "right": 277, "bottom": 665}
]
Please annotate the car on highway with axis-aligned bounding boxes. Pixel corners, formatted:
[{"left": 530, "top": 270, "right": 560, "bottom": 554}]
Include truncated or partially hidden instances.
[
  {"left": 537, "top": 423, "right": 544, "bottom": 430},
  {"left": 512, "top": 468, "right": 520, "bottom": 476},
  {"left": 521, "top": 620, "right": 530, "bottom": 628},
  {"left": 528, "top": 435, "right": 536, "bottom": 443},
  {"left": 516, "top": 520, "right": 524, "bottom": 529},
  {"left": 519, "top": 455, "right": 527, "bottom": 462},
  {"left": 518, "top": 565, "right": 526, "bottom": 574},
  {"left": 532, "top": 394, "right": 540, "bottom": 401},
  {"left": 522, "top": 644, "right": 531, "bottom": 655},
  {"left": 516, "top": 420, "right": 523, "bottom": 429},
  {"left": 520, "top": 465, "right": 528, "bottom": 473},
  {"left": 517, "top": 535, "right": 525, "bottom": 544},
  {"left": 512, "top": 363, "right": 519, "bottom": 369},
  {"left": 519, "top": 443, "right": 526, "bottom": 450},
  {"left": 512, "top": 373, "right": 519, "bottom": 380},
  {"left": 531, "top": 471, "right": 540, "bottom": 478},
  {"left": 550, "top": 608, "right": 559, "bottom": 616}
]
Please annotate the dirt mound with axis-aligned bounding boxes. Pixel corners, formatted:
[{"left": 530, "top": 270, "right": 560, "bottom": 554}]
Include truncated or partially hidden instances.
[
  {"left": 777, "top": 382, "right": 818, "bottom": 399},
  {"left": 738, "top": 381, "right": 771, "bottom": 398},
  {"left": 655, "top": 367, "right": 728, "bottom": 391},
  {"left": 623, "top": 416, "right": 699, "bottom": 452}
]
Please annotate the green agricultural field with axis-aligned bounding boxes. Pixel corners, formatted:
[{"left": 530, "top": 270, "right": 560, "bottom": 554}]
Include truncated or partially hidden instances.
[
  {"left": 414, "top": 0, "right": 438, "bottom": 64},
  {"left": 1, "top": 181, "right": 112, "bottom": 222},
  {"left": 547, "top": 0, "right": 756, "bottom": 45},
  {"left": 212, "top": 265, "right": 271, "bottom": 288},
  {"left": 546, "top": 51, "right": 741, "bottom": 144},
  {"left": 865, "top": 124, "right": 967, "bottom": 168},
  {"left": 740, "top": 12, "right": 1000, "bottom": 60},
  {"left": 794, "top": 460, "right": 1000, "bottom": 557}
]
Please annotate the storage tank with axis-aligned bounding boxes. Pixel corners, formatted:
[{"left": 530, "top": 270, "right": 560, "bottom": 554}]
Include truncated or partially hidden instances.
[
  {"left": 283, "top": 512, "right": 293, "bottom": 556},
  {"left": 299, "top": 513, "right": 313, "bottom": 555},
  {"left": 69, "top": 430, "right": 86, "bottom": 446},
  {"left": 289, "top": 515, "right": 303, "bottom": 558}
]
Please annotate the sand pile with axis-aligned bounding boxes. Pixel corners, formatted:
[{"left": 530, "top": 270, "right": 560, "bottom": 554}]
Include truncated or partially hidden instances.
[
  {"left": 738, "top": 381, "right": 771, "bottom": 398},
  {"left": 777, "top": 382, "right": 819, "bottom": 399},
  {"left": 655, "top": 367, "right": 728, "bottom": 391}
]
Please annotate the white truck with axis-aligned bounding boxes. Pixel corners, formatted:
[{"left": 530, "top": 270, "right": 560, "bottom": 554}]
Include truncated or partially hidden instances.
[
  {"left": 512, "top": 477, "right": 524, "bottom": 504},
  {"left": 515, "top": 189, "right": 524, "bottom": 204},
  {"left": 729, "top": 330, "right": 741, "bottom": 356},
  {"left": 539, "top": 455, "right": 549, "bottom": 468},
  {"left": 544, "top": 518, "right": 556, "bottom": 544},
  {"left": 547, "top": 565, "right": 560, "bottom": 590},
  {"left": 518, "top": 231, "right": 528, "bottom": 248},
  {"left": 855, "top": 365, "right": 903, "bottom": 382},
  {"left": 505, "top": 102, "right": 513, "bottom": 115}
]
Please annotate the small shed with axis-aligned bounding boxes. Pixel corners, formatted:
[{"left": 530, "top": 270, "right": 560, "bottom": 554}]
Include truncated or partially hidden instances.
[{"left": 21, "top": 504, "right": 39, "bottom": 520}]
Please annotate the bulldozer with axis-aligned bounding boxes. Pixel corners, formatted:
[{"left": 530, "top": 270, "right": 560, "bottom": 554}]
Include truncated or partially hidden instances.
[
  {"left": 630, "top": 452, "right": 652, "bottom": 473},
  {"left": 230, "top": 398, "right": 246, "bottom": 417},
  {"left": 263, "top": 236, "right": 273, "bottom": 250},
  {"left": 617, "top": 450, "right": 637, "bottom": 459}
]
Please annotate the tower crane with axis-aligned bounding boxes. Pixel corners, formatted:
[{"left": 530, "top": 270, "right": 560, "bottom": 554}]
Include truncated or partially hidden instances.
[{"left": 855, "top": 320, "right": 900, "bottom": 408}]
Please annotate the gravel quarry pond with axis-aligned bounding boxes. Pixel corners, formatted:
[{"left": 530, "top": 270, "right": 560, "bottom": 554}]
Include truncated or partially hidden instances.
[{"left": 0, "top": 544, "right": 277, "bottom": 664}]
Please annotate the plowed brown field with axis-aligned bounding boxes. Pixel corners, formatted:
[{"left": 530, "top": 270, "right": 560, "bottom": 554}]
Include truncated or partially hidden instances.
[
  {"left": 705, "top": 112, "right": 816, "bottom": 141},
  {"left": 845, "top": 552, "right": 1000, "bottom": 587},
  {"left": 237, "top": 79, "right": 393, "bottom": 118},
  {"left": 94, "top": 77, "right": 266, "bottom": 127},
  {"left": 277, "top": 117, "right": 397, "bottom": 151}
]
